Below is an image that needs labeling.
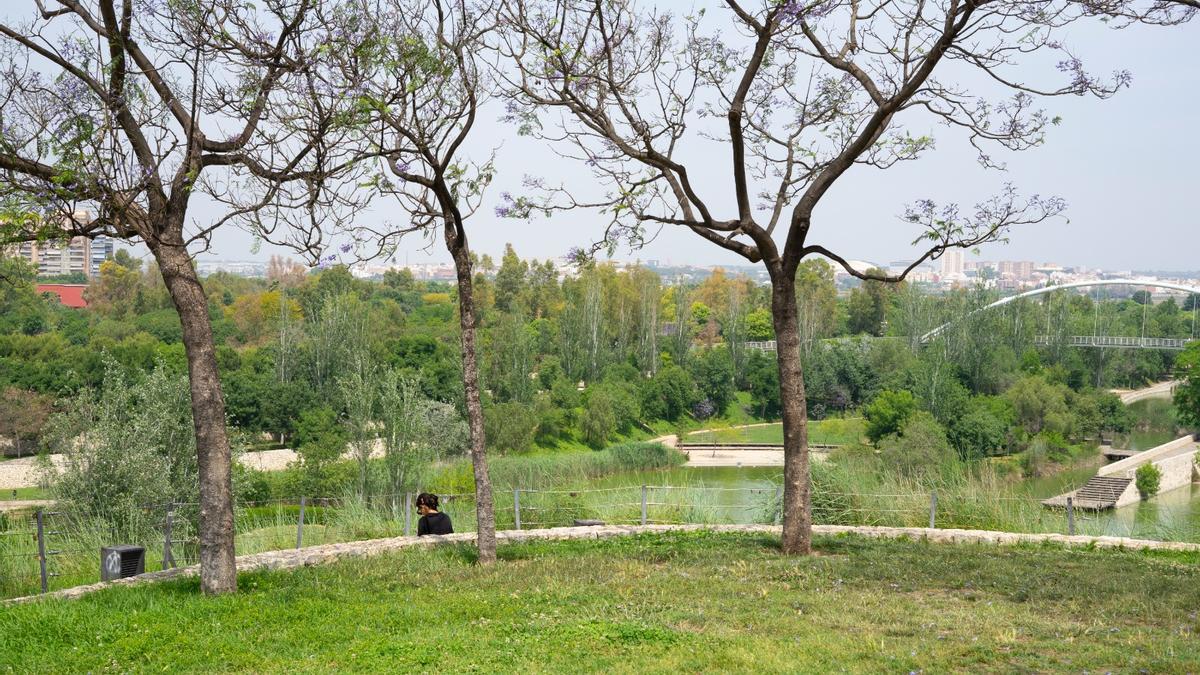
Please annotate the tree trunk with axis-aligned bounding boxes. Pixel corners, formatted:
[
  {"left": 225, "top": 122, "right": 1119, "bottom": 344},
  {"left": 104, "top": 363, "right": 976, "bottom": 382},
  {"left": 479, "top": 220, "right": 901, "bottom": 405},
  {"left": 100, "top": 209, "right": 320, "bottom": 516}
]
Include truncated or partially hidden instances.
[
  {"left": 770, "top": 277, "right": 812, "bottom": 555},
  {"left": 446, "top": 228, "right": 497, "bottom": 564},
  {"left": 152, "top": 240, "right": 238, "bottom": 594}
]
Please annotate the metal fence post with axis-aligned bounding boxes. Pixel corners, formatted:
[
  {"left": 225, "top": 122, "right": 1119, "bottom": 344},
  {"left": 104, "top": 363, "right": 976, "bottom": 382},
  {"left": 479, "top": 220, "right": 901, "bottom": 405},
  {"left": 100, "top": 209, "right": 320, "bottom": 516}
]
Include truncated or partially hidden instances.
[
  {"left": 35, "top": 510, "right": 47, "bottom": 594},
  {"left": 404, "top": 492, "right": 412, "bottom": 536},
  {"left": 774, "top": 486, "right": 782, "bottom": 526},
  {"left": 162, "top": 506, "right": 176, "bottom": 570},
  {"left": 640, "top": 485, "right": 648, "bottom": 526},
  {"left": 296, "top": 496, "right": 306, "bottom": 549},
  {"left": 513, "top": 489, "right": 521, "bottom": 530},
  {"left": 928, "top": 490, "right": 938, "bottom": 529},
  {"left": 1066, "top": 496, "right": 1075, "bottom": 536}
]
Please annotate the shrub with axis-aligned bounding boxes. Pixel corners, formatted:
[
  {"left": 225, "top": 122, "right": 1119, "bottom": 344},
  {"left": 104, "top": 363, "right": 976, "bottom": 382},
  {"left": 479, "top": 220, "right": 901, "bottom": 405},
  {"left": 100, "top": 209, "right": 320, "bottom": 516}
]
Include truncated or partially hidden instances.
[
  {"left": 877, "top": 411, "right": 956, "bottom": 476},
  {"left": 484, "top": 401, "right": 538, "bottom": 454},
  {"left": 864, "top": 390, "right": 918, "bottom": 443},
  {"left": 1135, "top": 464, "right": 1161, "bottom": 500},
  {"left": 42, "top": 359, "right": 201, "bottom": 528}
]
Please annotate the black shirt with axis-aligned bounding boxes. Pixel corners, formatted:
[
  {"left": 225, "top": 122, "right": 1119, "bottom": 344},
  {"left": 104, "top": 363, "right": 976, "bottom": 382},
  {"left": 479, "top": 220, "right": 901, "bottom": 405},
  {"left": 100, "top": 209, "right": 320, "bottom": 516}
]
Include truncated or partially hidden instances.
[{"left": 417, "top": 511, "right": 453, "bottom": 536}]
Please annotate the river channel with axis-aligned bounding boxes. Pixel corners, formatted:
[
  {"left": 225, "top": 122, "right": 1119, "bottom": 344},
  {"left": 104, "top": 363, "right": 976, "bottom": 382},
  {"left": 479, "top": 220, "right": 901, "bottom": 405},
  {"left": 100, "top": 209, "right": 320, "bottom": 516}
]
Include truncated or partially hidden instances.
[{"left": 541, "top": 398, "right": 1199, "bottom": 540}]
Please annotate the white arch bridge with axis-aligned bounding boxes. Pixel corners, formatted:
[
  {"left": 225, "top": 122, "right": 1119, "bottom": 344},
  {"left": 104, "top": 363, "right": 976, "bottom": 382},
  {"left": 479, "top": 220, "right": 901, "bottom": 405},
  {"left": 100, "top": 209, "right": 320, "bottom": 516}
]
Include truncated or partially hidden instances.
[{"left": 918, "top": 278, "right": 1200, "bottom": 349}]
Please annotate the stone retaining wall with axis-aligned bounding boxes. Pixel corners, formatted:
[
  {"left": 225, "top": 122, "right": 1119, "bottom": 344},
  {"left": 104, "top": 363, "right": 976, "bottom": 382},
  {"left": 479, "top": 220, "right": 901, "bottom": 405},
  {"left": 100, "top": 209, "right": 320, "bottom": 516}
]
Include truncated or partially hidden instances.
[{"left": 10, "top": 524, "right": 1200, "bottom": 604}]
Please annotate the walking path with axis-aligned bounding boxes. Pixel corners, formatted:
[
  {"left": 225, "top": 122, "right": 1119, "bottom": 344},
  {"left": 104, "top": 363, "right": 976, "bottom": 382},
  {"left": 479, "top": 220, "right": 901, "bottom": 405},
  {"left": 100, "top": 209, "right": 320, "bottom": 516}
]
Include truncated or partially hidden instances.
[
  {"left": 13, "top": 523, "right": 1199, "bottom": 604},
  {"left": 1111, "top": 380, "right": 1179, "bottom": 405},
  {"left": 0, "top": 499, "right": 53, "bottom": 512}
]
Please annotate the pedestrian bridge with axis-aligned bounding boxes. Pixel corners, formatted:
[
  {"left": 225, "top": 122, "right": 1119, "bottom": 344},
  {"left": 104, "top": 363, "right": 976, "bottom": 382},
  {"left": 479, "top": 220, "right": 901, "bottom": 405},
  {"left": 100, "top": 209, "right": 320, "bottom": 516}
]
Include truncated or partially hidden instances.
[
  {"left": 922, "top": 278, "right": 1200, "bottom": 345},
  {"left": 1033, "top": 336, "right": 1195, "bottom": 350}
]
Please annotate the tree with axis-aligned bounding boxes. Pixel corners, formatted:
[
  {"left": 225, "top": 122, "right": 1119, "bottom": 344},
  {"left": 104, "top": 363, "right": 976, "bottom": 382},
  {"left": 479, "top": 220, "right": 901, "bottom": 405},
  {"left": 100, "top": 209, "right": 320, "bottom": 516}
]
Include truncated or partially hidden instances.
[
  {"left": 847, "top": 274, "right": 896, "bottom": 337},
  {"left": 498, "top": 0, "right": 1162, "bottom": 554},
  {"left": 493, "top": 243, "right": 529, "bottom": 313},
  {"left": 795, "top": 260, "right": 837, "bottom": 352},
  {"left": 286, "top": 0, "right": 501, "bottom": 563},
  {"left": 85, "top": 260, "right": 143, "bottom": 320},
  {"left": 746, "top": 350, "right": 781, "bottom": 418},
  {"left": 43, "top": 360, "right": 200, "bottom": 531},
  {"left": 0, "top": 387, "right": 52, "bottom": 457},
  {"left": 878, "top": 412, "right": 956, "bottom": 476},
  {"left": 339, "top": 352, "right": 381, "bottom": 497},
  {"left": 864, "top": 390, "right": 919, "bottom": 444},
  {"left": 484, "top": 401, "right": 539, "bottom": 454},
  {"left": 293, "top": 407, "right": 348, "bottom": 497},
  {"left": 1174, "top": 342, "right": 1200, "bottom": 429},
  {"left": 690, "top": 347, "right": 736, "bottom": 417},
  {"left": 378, "top": 370, "right": 464, "bottom": 499},
  {"left": 0, "top": 1, "right": 340, "bottom": 593},
  {"left": 640, "top": 364, "right": 698, "bottom": 422},
  {"left": 1004, "top": 375, "right": 1072, "bottom": 438},
  {"left": 745, "top": 309, "right": 774, "bottom": 342}
]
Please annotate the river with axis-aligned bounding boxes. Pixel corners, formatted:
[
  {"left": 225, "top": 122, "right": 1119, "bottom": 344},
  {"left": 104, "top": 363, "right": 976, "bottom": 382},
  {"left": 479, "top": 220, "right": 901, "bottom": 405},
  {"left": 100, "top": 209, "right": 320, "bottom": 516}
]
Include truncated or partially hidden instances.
[{"left": 539, "top": 397, "right": 1199, "bottom": 538}]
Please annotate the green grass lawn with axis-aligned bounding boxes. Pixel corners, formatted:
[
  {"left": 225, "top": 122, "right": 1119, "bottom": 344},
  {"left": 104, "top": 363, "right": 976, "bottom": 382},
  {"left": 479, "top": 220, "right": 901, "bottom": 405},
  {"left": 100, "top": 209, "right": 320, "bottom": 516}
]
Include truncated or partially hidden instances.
[
  {"left": 685, "top": 418, "right": 865, "bottom": 446},
  {"left": 3, "top": 532, "right": 1197, "bottom": 672},
  {"left": 0, "top": 487, "right": 49, "bottom": 502}
]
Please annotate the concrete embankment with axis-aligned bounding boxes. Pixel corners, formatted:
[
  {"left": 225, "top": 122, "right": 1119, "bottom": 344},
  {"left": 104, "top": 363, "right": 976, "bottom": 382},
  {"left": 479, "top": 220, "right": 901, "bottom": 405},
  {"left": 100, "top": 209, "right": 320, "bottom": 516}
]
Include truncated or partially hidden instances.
[{"left": 1045, "top": 435, "right": 1199, "bottom": 509}]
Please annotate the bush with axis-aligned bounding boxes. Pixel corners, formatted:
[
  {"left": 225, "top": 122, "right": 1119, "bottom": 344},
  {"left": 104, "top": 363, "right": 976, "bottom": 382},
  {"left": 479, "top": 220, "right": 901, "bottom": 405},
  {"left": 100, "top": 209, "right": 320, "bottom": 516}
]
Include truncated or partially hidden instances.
[
  {"left": 1135, "top": 464, "right": 1161, "bottom": 500},
  {"left": 582, "top": 382, "right": 639, "bottom": 448},
  {"left": 864, "top": 390, "right": 918, "bottom": 443},
  {"left": 877, "top": 411, "right": 957, "bottom": 476},
  {"left": 639, "top": 365, "right": 697, "bottom": 422},
  {"left": 42, "top": 359, "right": 201, "bottom": 528},
  {"left": 484, "top": 401, "right": 538, "bottom": 454},
  {"left": 689, "top": 347, "right": 734, "bottom": 416}
]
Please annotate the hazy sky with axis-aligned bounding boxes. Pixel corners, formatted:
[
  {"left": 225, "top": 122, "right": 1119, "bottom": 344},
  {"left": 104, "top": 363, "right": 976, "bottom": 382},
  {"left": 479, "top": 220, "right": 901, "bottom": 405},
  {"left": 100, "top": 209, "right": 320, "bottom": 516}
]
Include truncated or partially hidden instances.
[{"left": 20, "top": 2, "right": 1192, "bottom": 271}]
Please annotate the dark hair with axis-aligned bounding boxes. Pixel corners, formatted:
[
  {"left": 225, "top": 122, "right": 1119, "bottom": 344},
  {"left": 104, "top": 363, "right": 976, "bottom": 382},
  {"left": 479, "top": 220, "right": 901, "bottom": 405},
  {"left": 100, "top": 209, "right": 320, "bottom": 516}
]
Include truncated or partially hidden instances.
[{"left": 415, "top": 493, "right": 439, "bottom": 510}]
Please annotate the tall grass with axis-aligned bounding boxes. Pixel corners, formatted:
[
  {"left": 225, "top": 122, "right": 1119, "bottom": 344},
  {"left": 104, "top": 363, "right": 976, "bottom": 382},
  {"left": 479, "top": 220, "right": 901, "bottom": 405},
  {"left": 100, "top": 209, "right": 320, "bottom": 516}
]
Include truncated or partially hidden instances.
[{"left": 428, "top": 442, "right": 686, "bottom": 494}]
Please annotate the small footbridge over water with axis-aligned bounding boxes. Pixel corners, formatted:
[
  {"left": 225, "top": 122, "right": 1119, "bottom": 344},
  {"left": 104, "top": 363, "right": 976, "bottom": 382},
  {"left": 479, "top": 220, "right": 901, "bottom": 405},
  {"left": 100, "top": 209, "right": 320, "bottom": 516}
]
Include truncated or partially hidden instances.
[{"left": 1043, "top": 435, "right": 1200, "bottom": 510}]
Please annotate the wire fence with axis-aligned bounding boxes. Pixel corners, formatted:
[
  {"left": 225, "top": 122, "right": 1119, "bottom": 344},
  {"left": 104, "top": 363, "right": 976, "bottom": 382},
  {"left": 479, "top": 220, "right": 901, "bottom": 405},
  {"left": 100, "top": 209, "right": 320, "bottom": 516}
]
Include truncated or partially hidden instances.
[{"left": 0, "top": 484, "right": 1172, "bottom": 599}]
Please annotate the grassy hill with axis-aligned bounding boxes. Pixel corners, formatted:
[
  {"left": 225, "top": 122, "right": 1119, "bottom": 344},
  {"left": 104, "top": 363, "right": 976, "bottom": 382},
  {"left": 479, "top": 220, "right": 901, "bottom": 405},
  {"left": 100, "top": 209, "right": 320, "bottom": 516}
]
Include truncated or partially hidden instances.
[{"left": 3, "top": 532, "right": 1198, "bottom": 672}]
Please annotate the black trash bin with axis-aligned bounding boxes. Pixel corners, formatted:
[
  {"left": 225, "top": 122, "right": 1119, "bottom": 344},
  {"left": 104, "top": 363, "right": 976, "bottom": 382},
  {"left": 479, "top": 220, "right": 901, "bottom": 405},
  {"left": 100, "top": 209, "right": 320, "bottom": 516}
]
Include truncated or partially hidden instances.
[{"left": 100, "top": 545, "right": 145, "bottom": 581}]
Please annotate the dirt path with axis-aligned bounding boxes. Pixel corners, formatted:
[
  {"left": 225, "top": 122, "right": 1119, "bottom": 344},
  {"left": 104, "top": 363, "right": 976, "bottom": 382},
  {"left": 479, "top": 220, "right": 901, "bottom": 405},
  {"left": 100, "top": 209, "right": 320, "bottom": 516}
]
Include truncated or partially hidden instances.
[
  {"left": 0, "top": 499, "right": 53, "bottom": 512},
  {"left": 1112, "top": 380, "right": 1179, "bottom": 405}
]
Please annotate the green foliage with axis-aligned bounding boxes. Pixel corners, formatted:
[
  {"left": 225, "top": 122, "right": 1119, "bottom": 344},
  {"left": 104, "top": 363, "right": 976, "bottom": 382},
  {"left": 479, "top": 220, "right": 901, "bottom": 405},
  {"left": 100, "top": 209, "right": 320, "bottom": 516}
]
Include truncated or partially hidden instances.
[
  {"left": 484, "top": 401, "right": 539, "bottom": 454},
  {"left": 1174, "top": 342, "right": 1200, "bottom": 428},
  {"left": 744, "top": 308, "right": 773, "bottom": 341},
  {"left": 42, "top": 359, "right": 201, "bottom": 527},
  {"left": 945, "top": 396, "right": 1012, "bottom": 459},
  {"left": 864, "top": 390, "right": 918, "bottom": 443},
  {"left": 744, "top": 350, "right": 780, "bottom": 418},
  {"left": 640, "top": 364, "right": 698, "bottom": 422},
  {"left": 877, "top": 411, "right": 956, "bottom": 475},
  {"left": 581, "top": 381, "right": 639, "bottom": 448},
  {"left": 1003, "top": 375, "right": 1072, "bottom": 437},
  {"left": 689, "top": 346, "right": 734, "bottom": 416},
  {"left": 1135, "top": 463, "right": 1162, "bottom": 500},
  {"left": 293, "top": 407, "right": 348, "bottom": 496}
]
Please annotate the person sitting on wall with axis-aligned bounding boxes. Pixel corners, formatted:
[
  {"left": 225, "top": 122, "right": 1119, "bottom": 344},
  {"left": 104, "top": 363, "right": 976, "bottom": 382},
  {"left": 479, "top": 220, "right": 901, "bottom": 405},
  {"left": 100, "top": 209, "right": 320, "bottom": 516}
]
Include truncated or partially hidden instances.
[{"left": 416, "top": 493, "right": 453, "bottom": 536}]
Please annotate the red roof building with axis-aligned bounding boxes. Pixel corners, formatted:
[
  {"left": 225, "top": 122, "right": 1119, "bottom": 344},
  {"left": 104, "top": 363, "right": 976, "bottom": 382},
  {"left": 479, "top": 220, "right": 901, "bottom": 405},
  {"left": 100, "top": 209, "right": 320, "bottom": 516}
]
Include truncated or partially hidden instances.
[{"left": 36, "top": 284, "right": 88, "bottom": 309}]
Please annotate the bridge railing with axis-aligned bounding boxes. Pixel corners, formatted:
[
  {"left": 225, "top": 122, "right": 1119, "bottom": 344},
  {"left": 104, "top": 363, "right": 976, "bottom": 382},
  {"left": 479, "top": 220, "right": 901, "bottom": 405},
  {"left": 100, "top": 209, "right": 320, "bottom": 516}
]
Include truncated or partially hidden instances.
[{"left": 1032, "top": 335, "right": 1194, "bottom": 350}]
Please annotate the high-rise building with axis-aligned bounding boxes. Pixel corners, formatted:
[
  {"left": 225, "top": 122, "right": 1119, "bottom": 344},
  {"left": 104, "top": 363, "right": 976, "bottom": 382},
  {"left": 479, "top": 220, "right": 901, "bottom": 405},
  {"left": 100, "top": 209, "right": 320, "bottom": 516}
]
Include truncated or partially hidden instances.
[
  {"left": 5, "top": 211, "right": 112, "bottom": 278},
  {"left": 940, "top": 249, "right": 964, "bottom": 278}
]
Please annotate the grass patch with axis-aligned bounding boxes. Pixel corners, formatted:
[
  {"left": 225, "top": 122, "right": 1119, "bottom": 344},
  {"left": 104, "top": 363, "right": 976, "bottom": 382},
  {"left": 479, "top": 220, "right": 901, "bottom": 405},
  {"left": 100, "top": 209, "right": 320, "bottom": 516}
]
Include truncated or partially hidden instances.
[
  {"left": 0, "top": 486, "right": 49, "bottom": 501},
  {"left": 685, "top": 418, "right": 865, "bottom": 446},
  {"left": 2, "top": 532, "right": 1198, "bottom": 672}
]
